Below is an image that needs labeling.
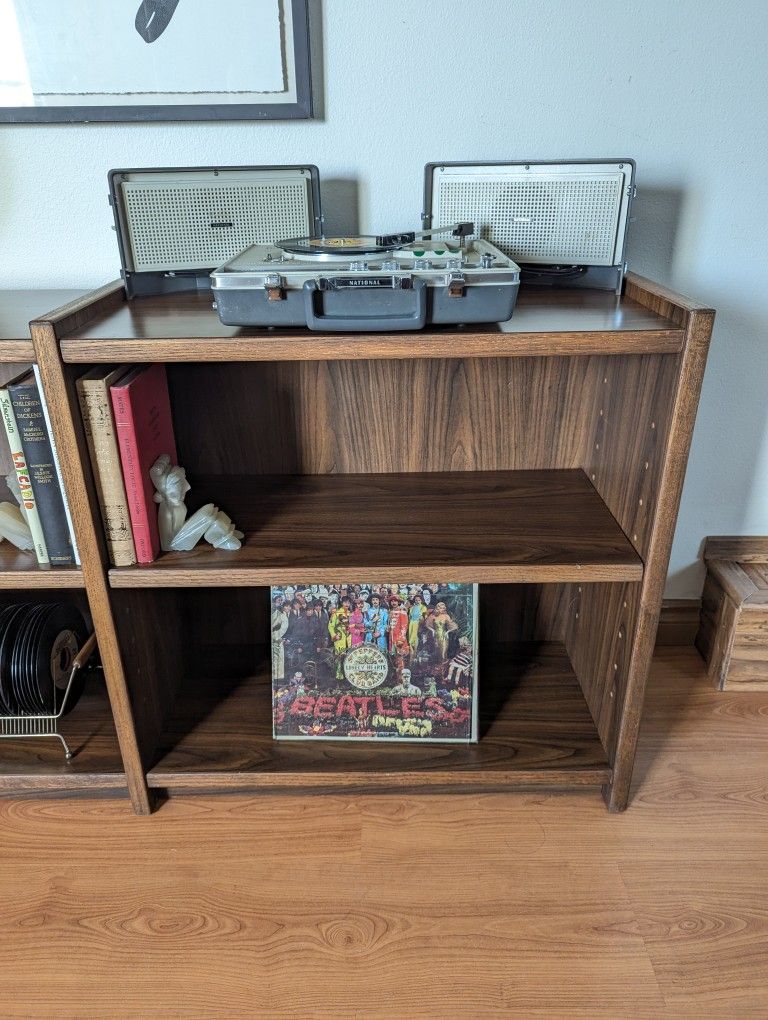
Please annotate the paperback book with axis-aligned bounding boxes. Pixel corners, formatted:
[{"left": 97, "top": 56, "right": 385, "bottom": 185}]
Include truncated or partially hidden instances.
[{"left": 271, "top": 582, "right": 478, "bottom": 742}]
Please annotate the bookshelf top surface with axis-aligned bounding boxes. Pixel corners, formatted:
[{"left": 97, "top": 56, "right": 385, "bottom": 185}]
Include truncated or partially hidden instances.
[
  {"left": 57, "top": 285, "right": 686, "bottom": 362},
  {"left": 0, "top": 290, "right": 84, "bottom": 341}
]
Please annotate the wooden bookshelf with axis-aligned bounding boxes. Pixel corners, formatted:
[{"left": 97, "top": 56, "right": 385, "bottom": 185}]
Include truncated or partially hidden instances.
[{"left": 15, "top": 272, "right": 713, "bottom": 814}]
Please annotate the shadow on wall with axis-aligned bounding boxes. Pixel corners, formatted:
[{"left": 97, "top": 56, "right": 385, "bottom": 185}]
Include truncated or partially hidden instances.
[
  {"left": 320, "top": 177, "right": 360, "bottom": 235},
  {"left": 627, "top": 183, "right": 768, "bottom": 596}
]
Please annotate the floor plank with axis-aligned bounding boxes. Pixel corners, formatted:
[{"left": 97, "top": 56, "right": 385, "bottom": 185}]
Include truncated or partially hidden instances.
[{"left": 0, "top": 647, "right": 766, "bottom": 1018}]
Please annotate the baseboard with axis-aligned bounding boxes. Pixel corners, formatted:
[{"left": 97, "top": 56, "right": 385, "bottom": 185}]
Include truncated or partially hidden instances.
[{"left": 656, "top": 598, "right": 701, "bottom": 646}]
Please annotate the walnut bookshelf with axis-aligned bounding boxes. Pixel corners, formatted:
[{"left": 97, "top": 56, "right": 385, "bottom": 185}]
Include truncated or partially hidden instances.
[{"left": 0, "top": 274, "right": 713, "bottom": 814}]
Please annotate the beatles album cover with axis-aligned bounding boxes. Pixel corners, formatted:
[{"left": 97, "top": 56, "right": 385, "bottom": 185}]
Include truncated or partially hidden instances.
[{"left": 271, "top": 583, "right": 478, "bottom": 742}]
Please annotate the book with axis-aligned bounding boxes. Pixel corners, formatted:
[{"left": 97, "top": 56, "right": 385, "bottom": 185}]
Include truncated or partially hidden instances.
[
  {"left": 8, "top": 371, "right": 75, "bottom": 566},
  {"left": 77, "top": 365, "right": 136, "bottom": 567},
  {"left": 271, "top": 581, "right": 478, "bottom": 742},
  {"left": 110, "top": 364, "right": 177, "bottom": 564},
  {"left": 0, "top": 371, "right": 49, "bottom": 566},
  {"left": 33, "top": 365, "right": 80, "bottom": 565}
]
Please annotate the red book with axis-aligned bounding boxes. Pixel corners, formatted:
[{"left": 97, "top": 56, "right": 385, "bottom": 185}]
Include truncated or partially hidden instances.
[{"left": 110, "top": 364, "right": 177, "bottom": 564}]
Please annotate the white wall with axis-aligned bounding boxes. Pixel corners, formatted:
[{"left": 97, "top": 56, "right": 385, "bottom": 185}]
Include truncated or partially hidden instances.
[{"left": 1, "top": 0, "right": 766, "bottom": 597}]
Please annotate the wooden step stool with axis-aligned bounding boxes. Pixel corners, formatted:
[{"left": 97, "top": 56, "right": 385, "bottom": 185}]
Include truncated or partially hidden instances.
[{"left": 696, "top": 537, "right": 768, "bottom": 689}]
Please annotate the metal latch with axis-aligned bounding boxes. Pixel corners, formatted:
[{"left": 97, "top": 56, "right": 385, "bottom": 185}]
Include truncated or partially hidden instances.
[
  {"left": 447, "top": 272, "right": 466, "bottom": 297},
  {"left": 265, "top": 273, "right": 284, "bottom": 301}
]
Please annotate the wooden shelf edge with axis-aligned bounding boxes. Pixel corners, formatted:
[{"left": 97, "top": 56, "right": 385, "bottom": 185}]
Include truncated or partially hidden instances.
[
  {"left": 0, "top": 340, "right": 35, "bottom": 362},
  {"left": 0, "top": 569, "right": 85, "bottom": 589},
  {"left": 59, "top": 329, "right": 685, "bottom": 364},
  {"left": 0, "top": 772, "right": 126, "bottom": 791},
  {"left": 109, "top": 562, "right": 643, "bottom": 588},
  {"left": 147, "top": 767, "right": 612, "bottom": 790}
]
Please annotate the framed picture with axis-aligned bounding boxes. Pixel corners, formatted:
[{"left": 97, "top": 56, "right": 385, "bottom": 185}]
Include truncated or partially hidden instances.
[{"left": 0, "top": 0, "right": 312, "bottom": 123}]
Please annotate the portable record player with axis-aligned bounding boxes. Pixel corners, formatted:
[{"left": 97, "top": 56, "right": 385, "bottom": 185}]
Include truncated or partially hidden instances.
[{"left": 211, "top": 223, "right": 520, "bottom": 331}]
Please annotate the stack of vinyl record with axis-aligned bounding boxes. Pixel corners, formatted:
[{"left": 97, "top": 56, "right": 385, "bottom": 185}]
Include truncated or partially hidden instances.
[{"left": 0, "top": 602, "right": 89, "bottom": 717}]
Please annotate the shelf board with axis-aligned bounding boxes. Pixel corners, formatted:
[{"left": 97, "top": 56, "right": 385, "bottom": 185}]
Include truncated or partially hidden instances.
[
  {"left": 58, "top": 286, "right": 685, "bottom": 363},
  {"left": 109, "top": 469, "right": 643, "bottom": 588},
  {"left": 147, "top": 642, "right": 611, "bottom": 790},
  {"left": 0, "top": 675, "right": 126, "bottom": 791},
  {"left": 0, "top": 545, "right": 84, "bottom": 588},
  {"left": 0, "top": 289, "right": 85, "bottom": 362}
]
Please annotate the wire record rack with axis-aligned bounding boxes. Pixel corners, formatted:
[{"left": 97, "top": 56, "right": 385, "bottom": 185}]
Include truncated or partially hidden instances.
[{"left": 0, "top": 632, "right": 97, "bottom": 760}]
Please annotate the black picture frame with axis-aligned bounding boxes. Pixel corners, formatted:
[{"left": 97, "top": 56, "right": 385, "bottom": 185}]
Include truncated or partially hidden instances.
[{"left": 0, "top": 0, "right": 313, "bottom": 124}]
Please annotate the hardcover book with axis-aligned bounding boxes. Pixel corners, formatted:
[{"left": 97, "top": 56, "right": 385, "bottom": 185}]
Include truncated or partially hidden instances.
[
  {"left": 33, "top": 365, "right": 80, "bottom": 564},
  {"left": 0, "top": 371, "right": 49, "bottom": 565},
  {"left": 8, "top": 372, "right": 75, "bottom": 566},
  {"left": 110, "top": 364, "right": 177, "bottom": 564},
  {"left": 271, "top": 582, "right": 478, "bottom": 742},
  {"left": 77, "top": 365, "right": 137, "bottom": 567}
]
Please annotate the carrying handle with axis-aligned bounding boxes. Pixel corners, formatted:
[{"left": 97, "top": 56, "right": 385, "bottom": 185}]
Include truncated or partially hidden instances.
[{"left": 302, "top": 279, "right": 427, "bottom": 332}]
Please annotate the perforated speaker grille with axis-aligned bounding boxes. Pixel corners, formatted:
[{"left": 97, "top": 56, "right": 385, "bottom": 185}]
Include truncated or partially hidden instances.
[
  {"left": 434, "top": 172, "right": 626, "bottom": 265},
  {"left": 122, "top": 177, "right": 313, "bottom": 272}
]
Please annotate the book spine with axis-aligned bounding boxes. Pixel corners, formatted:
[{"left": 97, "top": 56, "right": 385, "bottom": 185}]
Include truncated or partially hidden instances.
[
  {"left": 0, "top": 387, "right": 49, "bottom": 565},
  {"left": 8, "top": 378, "right": 75, "bottom": 566},
  {"left": 110, "top": 384, "right": 155, "bottom": 563},
  {"left": 33, "top": 365, "right": 80, "bottom": 564},
  {"left": 77, "top": 379, "right": 137, "bottom": 567}
]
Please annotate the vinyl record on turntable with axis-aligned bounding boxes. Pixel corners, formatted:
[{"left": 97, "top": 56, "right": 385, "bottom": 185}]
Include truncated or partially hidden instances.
[{"left": 277, "top": 235, "right": 400, "bottom": 257}]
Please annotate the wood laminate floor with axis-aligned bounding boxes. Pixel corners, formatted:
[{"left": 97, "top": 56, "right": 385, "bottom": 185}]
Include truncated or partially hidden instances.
[{"left": 1, "top": 647, "right": 767, "bottom": 1018}]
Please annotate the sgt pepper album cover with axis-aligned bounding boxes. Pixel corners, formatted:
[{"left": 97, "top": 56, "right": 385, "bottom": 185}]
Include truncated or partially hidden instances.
[{"left": 271, "top": 582, "right": 478, "bottom": 742}]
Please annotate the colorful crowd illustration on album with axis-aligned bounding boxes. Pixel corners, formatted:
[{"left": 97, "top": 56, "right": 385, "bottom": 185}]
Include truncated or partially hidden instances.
[{"left": 271, "top": 582, "right": 477, "bottom": 741}]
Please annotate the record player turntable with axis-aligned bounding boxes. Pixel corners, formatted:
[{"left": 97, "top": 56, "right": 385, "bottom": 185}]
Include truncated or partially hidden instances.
[{"left": 211, "top": 222, "right": 520, "bottom": 331}]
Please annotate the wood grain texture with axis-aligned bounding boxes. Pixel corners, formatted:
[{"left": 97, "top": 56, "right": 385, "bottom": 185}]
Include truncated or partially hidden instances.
[
  {"left": 704, "top": 536, "right": 768, "bottom": 561},
  {"left": 167, "top": 356, "right": 592, "bottom": 475},
  {"left": 108, "top": 470, "right": 643, "bottom": 587},
  {"left": 697, "top": 543, "right": 768, "bottom": 690},
  {"left": 655, "top": 599, "right": 700, "bottom": 646},
  {"left": 0, "top": 544, "right": 83, "bottom": 587},
  {"left": 56, "top": 285, "right": 684, "bottom": 363},
  {"left": 602, "top": 306, "right": 714, "bottom": 810},
  {"left": 0, "top": 649, "right": 767, "bottom": 1018},
  {"left": 0, "top": 673, "right": 124, "bottom": 791},
  {"left": 147, "top": 643, "right": 610, "bottom": 790},
  {"left": 30, "top": 321, "right": 151, "bottom": 814}
]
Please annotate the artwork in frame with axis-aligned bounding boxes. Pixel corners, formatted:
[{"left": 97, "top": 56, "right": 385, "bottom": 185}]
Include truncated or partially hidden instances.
[
  {"left": 271, "top": 582, "right": 479, "bottom": 743},
  {"left": 0, "top": 0, "right": 312, "bottom": 123}
]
